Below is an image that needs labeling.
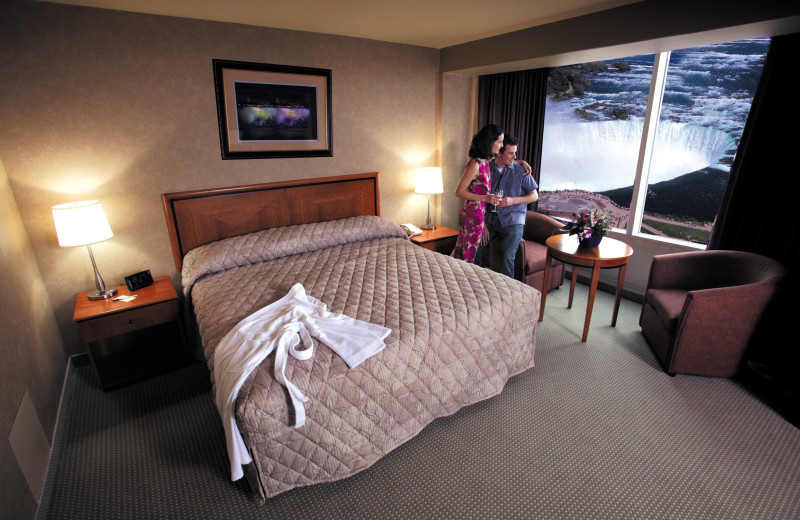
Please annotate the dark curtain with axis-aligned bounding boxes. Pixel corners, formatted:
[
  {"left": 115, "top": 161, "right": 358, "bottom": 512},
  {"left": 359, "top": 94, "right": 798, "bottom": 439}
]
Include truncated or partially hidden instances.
[
  {"left": 478, "top": 69, "right": 549, "bottom": 200},
  {"left": 708, "top": 32, "right": 800, "bottom": 264},
  {"left": 708, "top": 32, "right": 800, "bottom": 425}
]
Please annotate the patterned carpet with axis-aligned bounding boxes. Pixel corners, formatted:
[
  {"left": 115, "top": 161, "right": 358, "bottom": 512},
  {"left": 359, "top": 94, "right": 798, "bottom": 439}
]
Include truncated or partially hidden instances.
[{"left": 36, "top": 284, "right": 800, "bottom": 519}]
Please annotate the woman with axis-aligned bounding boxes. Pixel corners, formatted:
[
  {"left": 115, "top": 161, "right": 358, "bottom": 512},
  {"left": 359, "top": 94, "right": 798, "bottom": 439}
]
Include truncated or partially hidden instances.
[{"left": 451, "top": 124, "right": 504, "bottom": 263}]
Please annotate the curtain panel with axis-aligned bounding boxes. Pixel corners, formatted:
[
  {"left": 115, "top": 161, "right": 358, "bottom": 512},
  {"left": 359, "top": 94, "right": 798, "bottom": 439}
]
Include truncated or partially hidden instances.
[
  {"left": 477, "top": 69, "right": 549, "bottom": 193},
  {"left": 709, "top": 32, "right": 800, "bottom": 265},
  {"left": 708, "top": 32, "right": 800, "bottom": 425}
]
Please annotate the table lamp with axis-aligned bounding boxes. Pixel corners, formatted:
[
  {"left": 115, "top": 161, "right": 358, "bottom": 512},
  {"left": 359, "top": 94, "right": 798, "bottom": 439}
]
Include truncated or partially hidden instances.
[
  {"left": 52, "top": 200, "right": 118, "bottom": 300},
  {"left": 415, "top": 166, "right": 443, "bottom": 230}
]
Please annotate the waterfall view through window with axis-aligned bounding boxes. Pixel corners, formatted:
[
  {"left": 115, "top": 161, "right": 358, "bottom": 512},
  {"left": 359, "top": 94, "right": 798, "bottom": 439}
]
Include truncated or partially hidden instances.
[{"left": 538, "top": 37, "right": 770, "bottom": 245}]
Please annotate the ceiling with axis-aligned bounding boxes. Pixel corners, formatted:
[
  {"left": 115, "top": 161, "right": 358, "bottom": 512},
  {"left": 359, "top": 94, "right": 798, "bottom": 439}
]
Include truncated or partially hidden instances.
[{"left": 42, "top": 0, "right": 643, "bottom": 49}]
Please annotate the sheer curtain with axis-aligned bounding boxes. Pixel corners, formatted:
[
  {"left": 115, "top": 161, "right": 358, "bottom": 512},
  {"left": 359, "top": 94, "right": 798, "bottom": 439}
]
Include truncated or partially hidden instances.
[
  {"left": 708, "top": 32, "right": 800, "bottom": 425},
  {"left": 478, "top": 69, "right": 549, "bottom": 201}
]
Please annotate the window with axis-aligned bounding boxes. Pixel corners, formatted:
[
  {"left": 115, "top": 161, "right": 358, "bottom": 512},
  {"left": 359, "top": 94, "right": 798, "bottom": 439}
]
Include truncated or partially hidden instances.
[{"left": 538, "top": 38, "right": 769, "bottom": 246}]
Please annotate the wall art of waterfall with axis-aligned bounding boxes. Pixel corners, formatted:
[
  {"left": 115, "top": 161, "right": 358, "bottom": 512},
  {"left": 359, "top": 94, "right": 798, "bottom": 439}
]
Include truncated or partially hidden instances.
[{"left": 539, "top": 38, "right": 770, "bottom": 238}]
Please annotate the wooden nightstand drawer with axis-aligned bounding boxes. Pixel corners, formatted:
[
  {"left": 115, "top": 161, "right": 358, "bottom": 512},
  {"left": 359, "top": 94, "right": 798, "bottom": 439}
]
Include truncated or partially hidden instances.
[
  {"left": 417, "top": 235, "right": 457, "bottom": 254},
  {"left": 77, "top": 301, "right": 178, "bottom": 343},
  {"left": 410, "top": 226, "right": 458, "bottom": 255}
]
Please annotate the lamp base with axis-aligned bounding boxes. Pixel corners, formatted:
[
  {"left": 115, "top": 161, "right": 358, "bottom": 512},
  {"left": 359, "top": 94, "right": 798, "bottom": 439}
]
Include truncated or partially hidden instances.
[
  {"left": 87, "top": 287, "right": 118, "bottom": 301},
  {"left": 422, "top": 194, "right": 437, "bottom": 231}
]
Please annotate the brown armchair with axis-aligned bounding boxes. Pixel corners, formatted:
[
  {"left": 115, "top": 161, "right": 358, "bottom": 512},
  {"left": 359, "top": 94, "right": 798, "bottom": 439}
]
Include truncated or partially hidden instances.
[
  {"left": 639, "top": 250, "right": 785, "bottom": 377},
  {"left": 490, "top": 211, "right": 566, "bottom": 292}
]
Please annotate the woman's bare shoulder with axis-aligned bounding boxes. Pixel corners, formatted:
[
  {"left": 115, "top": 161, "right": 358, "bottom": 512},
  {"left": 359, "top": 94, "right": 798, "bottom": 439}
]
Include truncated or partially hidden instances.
[{"left": 465, "top": 158, "right": 483, "bottom": 172}]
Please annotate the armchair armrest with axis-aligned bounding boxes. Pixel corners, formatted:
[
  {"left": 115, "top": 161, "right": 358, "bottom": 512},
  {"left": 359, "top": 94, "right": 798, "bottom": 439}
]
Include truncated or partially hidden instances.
[
  {"left": 670, "top": 282, "right": 777, "bottom": 375},
  {"left": 514, "top": 239, "right": 525, "bottom": 281}
]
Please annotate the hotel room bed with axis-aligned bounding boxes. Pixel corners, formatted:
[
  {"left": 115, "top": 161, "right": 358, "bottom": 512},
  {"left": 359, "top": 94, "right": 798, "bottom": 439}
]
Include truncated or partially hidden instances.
[{"left": 163, "top": 173, "right": 540, "bottom": 500}]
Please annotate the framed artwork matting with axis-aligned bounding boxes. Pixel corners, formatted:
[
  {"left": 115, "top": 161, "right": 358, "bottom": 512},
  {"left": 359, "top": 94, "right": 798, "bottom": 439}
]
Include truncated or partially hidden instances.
[{"left": 212, "top": 59, "right": 332, "bottom": 159}]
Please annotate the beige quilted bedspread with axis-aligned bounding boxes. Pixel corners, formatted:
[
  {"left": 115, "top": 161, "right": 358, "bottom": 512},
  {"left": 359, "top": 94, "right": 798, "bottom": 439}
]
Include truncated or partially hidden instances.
[{"left": 182, "top": 216, "right": 540, "bottom": 500}]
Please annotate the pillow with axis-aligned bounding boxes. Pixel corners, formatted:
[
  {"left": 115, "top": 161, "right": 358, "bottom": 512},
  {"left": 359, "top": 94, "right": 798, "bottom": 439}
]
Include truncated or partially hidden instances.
[
  {"left": 523, "top": 211, "right": 565, "bottom": 243},
  {"left": 182, "top": 215, "right": 406, "bottom": 296}
]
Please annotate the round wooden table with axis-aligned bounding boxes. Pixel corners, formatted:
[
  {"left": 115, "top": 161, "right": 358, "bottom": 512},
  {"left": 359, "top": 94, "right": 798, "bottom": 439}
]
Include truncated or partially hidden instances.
[{"left": 539, "top": 234, "right": 634, "bottom": 342}]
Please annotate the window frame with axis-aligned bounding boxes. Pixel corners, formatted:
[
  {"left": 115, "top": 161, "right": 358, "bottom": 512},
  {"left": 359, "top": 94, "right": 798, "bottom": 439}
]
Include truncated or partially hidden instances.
[
  {"left": 554, "top": 38, "right": 766, "bottom": 250},
  {"left": 623, "top": 51, "right": 701, "bottom": 247}
]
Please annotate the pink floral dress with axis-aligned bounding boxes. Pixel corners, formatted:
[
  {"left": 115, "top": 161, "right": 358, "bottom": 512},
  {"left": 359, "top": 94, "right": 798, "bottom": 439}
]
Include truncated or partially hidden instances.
[{"left": 451, "top": 159, "right": 491, "bottom": 263}]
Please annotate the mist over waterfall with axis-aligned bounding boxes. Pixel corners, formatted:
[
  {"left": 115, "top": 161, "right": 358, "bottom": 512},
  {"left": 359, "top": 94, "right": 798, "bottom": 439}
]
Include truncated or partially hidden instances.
[{"left": 541, "top": 118, "right": 736, "bottom": 192}]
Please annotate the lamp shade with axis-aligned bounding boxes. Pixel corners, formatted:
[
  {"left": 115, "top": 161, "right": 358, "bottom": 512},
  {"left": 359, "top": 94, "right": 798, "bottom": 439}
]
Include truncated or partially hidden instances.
[
  {"left": 52, "top": 200, "right": 113, "bottom": 247},
  {"left": 415, "top": 167, "right": 444, "bottom": 195}
]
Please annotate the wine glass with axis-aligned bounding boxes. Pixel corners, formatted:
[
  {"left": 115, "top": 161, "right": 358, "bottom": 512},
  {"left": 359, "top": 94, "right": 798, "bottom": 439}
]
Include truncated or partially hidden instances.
[{"left": 491, "top": 189, "right": 504, "bottom": 212}]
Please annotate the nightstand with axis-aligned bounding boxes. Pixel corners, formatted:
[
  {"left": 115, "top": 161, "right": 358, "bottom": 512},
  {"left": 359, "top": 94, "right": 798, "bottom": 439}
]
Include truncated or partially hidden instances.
[
  {"left": 410, "top": 226, "right": 459, "bottom": 255},
  {"left": 73, "top": 275, "right": 187, "bottom": 390}
]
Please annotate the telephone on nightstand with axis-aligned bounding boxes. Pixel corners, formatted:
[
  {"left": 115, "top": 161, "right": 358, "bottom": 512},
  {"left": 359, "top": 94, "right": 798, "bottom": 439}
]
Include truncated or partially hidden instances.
[{"left": 400, "top": 223, "right": 423, "bottom": 237}]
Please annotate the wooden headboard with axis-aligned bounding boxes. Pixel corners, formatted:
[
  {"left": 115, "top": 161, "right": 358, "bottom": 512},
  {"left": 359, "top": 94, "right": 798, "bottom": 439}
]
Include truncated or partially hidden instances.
[{"left": 162, "top": 172, "right": 380, "bottom": 270}]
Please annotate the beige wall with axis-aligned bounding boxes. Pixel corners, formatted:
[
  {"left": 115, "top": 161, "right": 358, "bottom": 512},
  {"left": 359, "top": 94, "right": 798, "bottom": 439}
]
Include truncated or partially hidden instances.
[
  {"left": 440, "top": 73, "right": 476, "bottom": 231},
  {"left": 0, "top": 2, "right": 443, "bottom": 356},
  {"left": 0, "top": 157, "right": 65, "bottom": 518}
]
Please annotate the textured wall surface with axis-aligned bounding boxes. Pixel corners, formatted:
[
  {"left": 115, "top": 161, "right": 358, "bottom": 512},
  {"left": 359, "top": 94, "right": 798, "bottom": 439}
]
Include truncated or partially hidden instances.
[
  {"left": 0, "top": 1, "right": 442, "bottom": 356},
  {"left": 0, "top": 158, "right": 65, "bottom": 519}
]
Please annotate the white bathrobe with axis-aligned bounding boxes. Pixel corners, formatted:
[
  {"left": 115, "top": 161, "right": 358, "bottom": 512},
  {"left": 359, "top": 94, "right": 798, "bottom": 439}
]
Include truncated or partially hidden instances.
[{"left": 212, "top": 283, "right": 392, "bottom": 481}]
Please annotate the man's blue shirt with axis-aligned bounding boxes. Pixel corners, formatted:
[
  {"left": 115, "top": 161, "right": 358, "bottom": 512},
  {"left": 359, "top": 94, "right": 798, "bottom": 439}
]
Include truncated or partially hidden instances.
[{"left": 488, "top": 160, "right": 538, "bottom": 228}]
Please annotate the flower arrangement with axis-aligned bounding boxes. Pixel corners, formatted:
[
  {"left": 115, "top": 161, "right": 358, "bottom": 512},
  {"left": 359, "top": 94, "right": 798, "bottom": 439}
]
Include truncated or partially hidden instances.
[{"left": 567, "top": 209, "right": 609, "bottom": 245}]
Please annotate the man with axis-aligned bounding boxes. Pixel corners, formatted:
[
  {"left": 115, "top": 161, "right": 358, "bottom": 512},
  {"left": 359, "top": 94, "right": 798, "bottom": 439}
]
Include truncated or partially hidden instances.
[{"left": 474, "top": 135, "right": 539, "bottom": 278}]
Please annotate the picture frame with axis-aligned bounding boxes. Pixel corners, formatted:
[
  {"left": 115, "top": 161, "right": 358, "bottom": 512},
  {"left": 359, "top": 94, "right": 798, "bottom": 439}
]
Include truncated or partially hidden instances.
[{"left": 212, "top": 59, "right": 332, "bottom": 159}]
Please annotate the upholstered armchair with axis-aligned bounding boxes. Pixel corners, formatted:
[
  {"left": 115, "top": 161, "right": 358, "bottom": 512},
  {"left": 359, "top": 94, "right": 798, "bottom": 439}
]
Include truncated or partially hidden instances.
[
  {"left": 639, "top": 250, "right": 785, "bottom": 377},
  {"left": 490, "top": 211, "right": 566, "bottom": 292}
]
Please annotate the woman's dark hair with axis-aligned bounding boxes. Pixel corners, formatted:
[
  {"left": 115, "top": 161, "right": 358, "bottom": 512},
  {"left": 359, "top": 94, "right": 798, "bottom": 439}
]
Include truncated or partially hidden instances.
[{"left": 468, "top": 124, "right": 504, "bottom": 160}]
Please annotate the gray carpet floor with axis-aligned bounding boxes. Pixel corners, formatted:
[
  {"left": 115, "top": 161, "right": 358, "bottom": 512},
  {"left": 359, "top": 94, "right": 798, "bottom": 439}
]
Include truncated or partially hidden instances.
[{"left": 36, "top": 283, "right": 800, "bottom": 519}]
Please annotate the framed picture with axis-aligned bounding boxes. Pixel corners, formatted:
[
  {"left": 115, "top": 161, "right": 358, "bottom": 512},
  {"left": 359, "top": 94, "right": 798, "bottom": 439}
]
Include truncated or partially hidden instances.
[{"left": 212, "top": 59, "right": 332, "bottom": 159}]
